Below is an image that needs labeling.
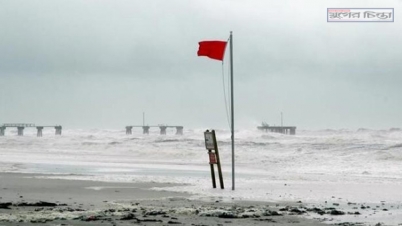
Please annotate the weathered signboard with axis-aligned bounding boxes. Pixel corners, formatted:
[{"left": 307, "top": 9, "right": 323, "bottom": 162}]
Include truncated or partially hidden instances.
[
  {"left": 203, "top": 130, "right": 224, "bottom": 189},
  {"left": 204, "top": 131, "right": 215, "bottom": 150}
]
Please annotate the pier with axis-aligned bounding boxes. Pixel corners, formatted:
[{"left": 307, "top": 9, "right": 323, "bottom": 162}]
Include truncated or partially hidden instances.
[
  {"left": 257, "top": 123, "right": 296, "bottom": 135},
  {"left": 125, "top": 125, "right": 184, "bottom": 135},
  {"left": 0, "top": 123, "right": 62, "bottom": 137}
]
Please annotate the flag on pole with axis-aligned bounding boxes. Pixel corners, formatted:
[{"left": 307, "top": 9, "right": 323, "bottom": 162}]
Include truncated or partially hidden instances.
[
  {"left": 197, "top": 41, "right": 227, "bottom": 61},
  {"left": 197, "top": 34, "right": 235, "bottom": 191}
]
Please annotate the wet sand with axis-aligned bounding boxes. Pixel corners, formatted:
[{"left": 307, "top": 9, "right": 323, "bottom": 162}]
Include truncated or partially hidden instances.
[{"left": 0, "top": 173, "right": 330, "bottom": 226}]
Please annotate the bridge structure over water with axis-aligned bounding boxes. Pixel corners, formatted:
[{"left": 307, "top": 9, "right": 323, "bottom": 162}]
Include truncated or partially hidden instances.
[
  {"left": 257, "top": 122, "right": 296, "bottom": 135},
  {"left": 0, "top": 123, "right": 62, "bottom": 137},
  {"left": 125, "top": 125, "right": 184, "bottom": 135}
]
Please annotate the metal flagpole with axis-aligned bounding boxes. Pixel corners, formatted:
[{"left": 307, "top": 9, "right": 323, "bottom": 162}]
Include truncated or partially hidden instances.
[{"left": 229, "top": 31, "right": 235, "bottom": 190}]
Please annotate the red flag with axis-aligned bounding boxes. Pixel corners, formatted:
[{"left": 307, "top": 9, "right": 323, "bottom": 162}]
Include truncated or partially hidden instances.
[{"left": 197, "top": 41, "right": 227, "bottom": 61}]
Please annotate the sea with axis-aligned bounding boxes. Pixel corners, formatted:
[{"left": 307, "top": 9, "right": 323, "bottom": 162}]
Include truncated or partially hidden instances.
[{"left": 1, "top": 127, "right": 402, "bottom": 224}]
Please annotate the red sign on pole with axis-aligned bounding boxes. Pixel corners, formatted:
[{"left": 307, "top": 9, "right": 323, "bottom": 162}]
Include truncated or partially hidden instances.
[{"left": 209, "top": 152, "right": 217, "bottom": 164}]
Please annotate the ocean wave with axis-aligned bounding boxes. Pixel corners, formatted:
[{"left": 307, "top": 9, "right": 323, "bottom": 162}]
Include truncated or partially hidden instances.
[
  {"left": 2, "top": 128, "right": 402, "bottom": 178},
  {"left": 81, "top": 141, "right": 103, "bottom": 146},
  {"left": 154, "top": 138, "right": 198, "bottom": 143},
  {"left": 383, "top": 143, "right": 402, "bottom": 150},
  {"left": 108, "top": 141, "right": 121, "bottom": 145},
  {"left": 357, "top": 128, "right": 371, "bottom": 132},
  {"left": 389, "top": 128, "right": 401, "bottom": 132}
]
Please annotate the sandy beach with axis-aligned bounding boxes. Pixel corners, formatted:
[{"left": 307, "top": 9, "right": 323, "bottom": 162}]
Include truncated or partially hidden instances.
[{"left": 0, "top": 172, "right": 334, "bottom": 226}]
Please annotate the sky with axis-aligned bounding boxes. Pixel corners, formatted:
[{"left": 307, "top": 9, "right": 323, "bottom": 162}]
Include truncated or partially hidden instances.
[{"left": 0, "top": 0, "right": 401, "bottom": 130}]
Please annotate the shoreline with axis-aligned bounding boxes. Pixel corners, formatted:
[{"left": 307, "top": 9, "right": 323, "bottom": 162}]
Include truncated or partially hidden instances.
[
  {"left": 3, "top": 172, "right": 401, "bottom": 225},
  {"left": 0, "top": 172, "right": 333, "bottom": 226},
  {"left": 1, "top": 171, "right": 401, "bottom": 225}
]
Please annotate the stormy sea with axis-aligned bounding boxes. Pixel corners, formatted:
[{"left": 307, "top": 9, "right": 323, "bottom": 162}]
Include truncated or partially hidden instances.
[{"left": 1, "top": 127, "right": 402, "bottom": 224}]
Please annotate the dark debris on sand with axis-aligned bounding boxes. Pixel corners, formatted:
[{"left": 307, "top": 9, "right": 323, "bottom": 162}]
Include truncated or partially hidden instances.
[{"left": 0, "top": 199, "right": 393, "bottom": 226}]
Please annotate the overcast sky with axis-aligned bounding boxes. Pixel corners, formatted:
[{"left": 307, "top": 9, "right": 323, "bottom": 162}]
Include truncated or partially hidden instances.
[{"left": 0, "top": 0, "right": 401, "bottom": 130}]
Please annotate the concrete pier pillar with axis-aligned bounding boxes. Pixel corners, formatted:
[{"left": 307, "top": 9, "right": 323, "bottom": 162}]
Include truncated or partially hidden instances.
[
  {"left": 0, "top": 127, "right": 5, "bottom": 136},
  {"left": 290, "top": 128, "right": 296, "bottom": 135},
  {"left": 55, "top": 126, "right": 62, "bottom": 135},
  {"left": 142, "top": 126, "right": 150, "bottom": 134},
  {"left": 126, "top": 126, "right": 132, "bottom": 135},
  {"left": 176, "top": 126, "right": 183, "bottom": 135},
  {"left": 36, "top": 127, "right": 43, "bottom": 137},
  {"left": 17, "top": 127, "right": 24, "bottom": 136},
  {"left": 159, "top": 126, "right": 167, "bottom": 135}
]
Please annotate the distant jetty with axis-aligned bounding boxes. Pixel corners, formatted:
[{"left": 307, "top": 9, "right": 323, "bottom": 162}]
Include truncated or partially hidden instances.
[
  {"left": 257, "top": 122, "right": 296, "bottom": 135},
  {"left": 0, "top": 123, "right": 62, "bottom": 137},
  {"left": 125, "top": 125, "right": 183, "bottom": 135}
]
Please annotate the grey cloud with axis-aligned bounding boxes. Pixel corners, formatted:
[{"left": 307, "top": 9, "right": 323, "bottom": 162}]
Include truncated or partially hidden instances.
[{"left": 0, "top": 0, "right": 401, "bottom": 129}]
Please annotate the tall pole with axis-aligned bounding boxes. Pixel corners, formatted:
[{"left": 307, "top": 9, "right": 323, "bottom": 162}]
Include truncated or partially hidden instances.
[
  {"left": 230, "top": 31, "right": 235, "bottom": 190},
  {"left": 281, "top": 112, "right": 283, "bottom": 127},
  {"left": 143, "top": 112, "right": 145, "bottom": 126}
]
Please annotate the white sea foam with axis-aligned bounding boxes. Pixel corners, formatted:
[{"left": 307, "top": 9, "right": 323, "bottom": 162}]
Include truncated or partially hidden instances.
[{"left": 1, "top": 128, "right": 402, "bottom": 223}]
